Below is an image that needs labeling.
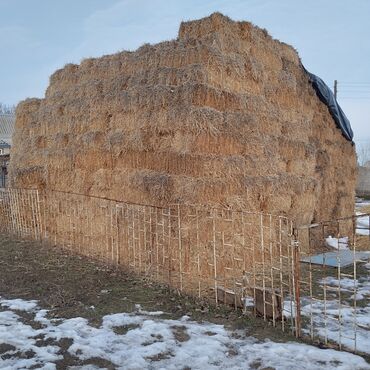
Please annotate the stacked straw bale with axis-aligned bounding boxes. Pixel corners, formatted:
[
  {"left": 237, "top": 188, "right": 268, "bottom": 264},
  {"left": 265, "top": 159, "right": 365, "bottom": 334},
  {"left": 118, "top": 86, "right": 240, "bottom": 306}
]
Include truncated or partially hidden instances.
[{"left": 9, "top": 13, "right": 356, "bottom": 226}]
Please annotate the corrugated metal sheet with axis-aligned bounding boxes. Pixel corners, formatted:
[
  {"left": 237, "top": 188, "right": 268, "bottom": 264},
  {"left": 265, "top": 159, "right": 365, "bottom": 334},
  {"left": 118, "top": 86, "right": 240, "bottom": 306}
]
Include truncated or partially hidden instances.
[
  {"left": 0, "top": 114, "right": 15, "bottom": 145},
  {"left": 0, "top": 140, "right": 10, "bottom": 148}
]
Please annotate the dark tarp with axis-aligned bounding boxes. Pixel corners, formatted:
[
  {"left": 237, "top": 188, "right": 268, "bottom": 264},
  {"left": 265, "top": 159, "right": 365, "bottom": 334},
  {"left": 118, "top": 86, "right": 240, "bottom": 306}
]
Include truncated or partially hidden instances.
[{"left": 303, "top": 67, "right": 354, "bottom": 142}]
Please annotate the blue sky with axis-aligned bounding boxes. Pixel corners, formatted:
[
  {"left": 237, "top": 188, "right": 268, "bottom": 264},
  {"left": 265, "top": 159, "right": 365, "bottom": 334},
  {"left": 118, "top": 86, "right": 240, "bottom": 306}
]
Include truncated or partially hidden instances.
[{"left": 0, "top": 0, "right": 369, "bottom": 143}]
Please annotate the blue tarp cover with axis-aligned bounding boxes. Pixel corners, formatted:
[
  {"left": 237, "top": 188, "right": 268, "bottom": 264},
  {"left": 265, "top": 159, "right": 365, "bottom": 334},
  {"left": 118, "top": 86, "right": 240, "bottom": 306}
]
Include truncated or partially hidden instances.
[{"left": 304, "top": 68, "right": 354, "bottom": 142}]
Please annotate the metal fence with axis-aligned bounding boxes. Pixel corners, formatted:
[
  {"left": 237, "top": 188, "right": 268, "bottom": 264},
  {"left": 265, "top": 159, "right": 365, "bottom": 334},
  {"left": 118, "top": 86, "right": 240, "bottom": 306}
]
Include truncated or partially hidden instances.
[
  {"left": 295, "top": 213, "right": 370, "bottom": 354},
  {"left": 0, "top": 188, "right": 369, "bottom": 355}
]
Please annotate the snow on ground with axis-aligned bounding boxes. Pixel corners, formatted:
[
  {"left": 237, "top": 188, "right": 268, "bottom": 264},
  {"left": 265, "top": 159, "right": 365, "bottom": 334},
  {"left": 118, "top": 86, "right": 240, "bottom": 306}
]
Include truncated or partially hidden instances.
[
  {"left": 356, "top": 200, "right": 370, "bottom": 209},
  {"left": 320, "top": 276, "right": 360, "bottom": 291},
  {"left": 356, "top": 200, "right": 370, "bottom": 236},
  {"left": 299, "top": 298, "right": 370, "bottom": 354},
  {"left": 0, "top": 298, "right": 369, "bottom": 370},
  {"left": 357, "top": 213, "right": 370, "bottom": 236},
  {"left": 325, "top": 236, "right": 349, "bottom": 250},
  {"left": 283, "top": 267, "right": 370, "bottom": 355},
  {"left": 0, "top": 298, "right": 38, "bottom": 311}
]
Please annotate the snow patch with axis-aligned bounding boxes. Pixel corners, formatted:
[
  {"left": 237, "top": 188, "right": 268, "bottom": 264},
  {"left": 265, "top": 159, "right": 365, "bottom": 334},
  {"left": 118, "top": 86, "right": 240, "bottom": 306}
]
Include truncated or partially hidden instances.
[
  {"left": 325, "top": 236, "right": 349, "bottom": 250},
  {"left": 0, "top": 310, "right": 61, "bottom": 369},
  {"left": 0, "top": 298, "right": 369, "bottom": 369},
  {"left": 356, "top": 212, "right": 370, "bottom": 236},
  {"left": 292, "top": 275, "right": 370, "bottom": 354},
  {"left": 320, "top": 277, "right": 359, "bottom": 291},
  {"left": 0, "top": 297, "right": 38, "bottom": 311},
  {"left": 243, "top": 297, "right": 254, "bottom": 308}
]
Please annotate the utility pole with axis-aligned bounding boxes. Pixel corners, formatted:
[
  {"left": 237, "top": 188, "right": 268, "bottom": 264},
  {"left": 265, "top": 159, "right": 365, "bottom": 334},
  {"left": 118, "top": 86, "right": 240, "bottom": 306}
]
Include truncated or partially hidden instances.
[{"left": 334, "top": 80, "right": 338, "bottom": 99}]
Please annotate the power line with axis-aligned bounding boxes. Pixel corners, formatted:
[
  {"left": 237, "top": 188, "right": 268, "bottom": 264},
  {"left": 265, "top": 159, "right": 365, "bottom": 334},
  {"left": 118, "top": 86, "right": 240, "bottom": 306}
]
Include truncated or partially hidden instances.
[
  {"left": 340, "top": 87, "right": 370, "bottom": 90},
  {"left": 335, "top": 81, "right": 370, "bottom": 100},
  {"left": 340, "top": 94, "right": 370, "bottom": 96},
  {"left": 340, "top": 82, "right": 370, "bottom": 86},
  {"left": 339, "top": 97, "right": 370, "bottom": 99},
  {"left": 339, "top": 88, "right": 370, "bottom": 91}
]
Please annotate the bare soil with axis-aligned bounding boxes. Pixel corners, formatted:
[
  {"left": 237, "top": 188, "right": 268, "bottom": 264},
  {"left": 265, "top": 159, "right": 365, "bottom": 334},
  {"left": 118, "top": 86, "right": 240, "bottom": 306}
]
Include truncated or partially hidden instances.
[{"left": 0, "top": 234, "right": 305, "bottom": 369}]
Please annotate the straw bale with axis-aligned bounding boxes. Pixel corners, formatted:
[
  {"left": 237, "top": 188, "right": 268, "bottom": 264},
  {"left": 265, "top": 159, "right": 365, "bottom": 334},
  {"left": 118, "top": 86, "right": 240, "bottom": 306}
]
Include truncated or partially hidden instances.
[{"left": 9, "top": 12, "right": 356, "bottom": 228}]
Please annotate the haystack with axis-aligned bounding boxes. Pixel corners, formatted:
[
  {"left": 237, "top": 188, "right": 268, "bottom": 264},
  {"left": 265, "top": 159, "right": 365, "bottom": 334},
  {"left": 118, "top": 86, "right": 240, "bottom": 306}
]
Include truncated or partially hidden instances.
[{"left": 9, "top": 13, "right": 356, "bottom": 226}]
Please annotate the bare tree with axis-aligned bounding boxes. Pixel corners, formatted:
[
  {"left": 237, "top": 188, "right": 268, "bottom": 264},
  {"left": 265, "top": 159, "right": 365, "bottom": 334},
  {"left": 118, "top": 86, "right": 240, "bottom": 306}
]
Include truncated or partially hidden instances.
[
  {"left": 0, "top": 103, "right": 15, "bottom": 114},
  {"left": 357, "top": 142, "right": 370, "bottom": 166}
]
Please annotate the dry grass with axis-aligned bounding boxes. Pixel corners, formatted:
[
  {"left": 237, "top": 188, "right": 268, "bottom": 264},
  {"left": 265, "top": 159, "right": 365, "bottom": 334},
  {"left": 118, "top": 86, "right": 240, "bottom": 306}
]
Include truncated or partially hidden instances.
[
  {"left": 358, "top": 204, "right": 370, "bottom": 214},
  {"left": 9, "top": 12, "right": 356, "bottom": 228},
  {"left": 356, "top": 235, "right": 370, "bottom": 251},
  {"left": 0, "top": 234, "right": 300, "bottom": 342}
]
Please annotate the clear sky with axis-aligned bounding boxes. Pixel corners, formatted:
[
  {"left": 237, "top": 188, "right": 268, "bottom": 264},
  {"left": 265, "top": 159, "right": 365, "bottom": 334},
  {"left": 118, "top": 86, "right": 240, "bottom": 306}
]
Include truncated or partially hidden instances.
[{"left": 0, "top": 0, "right": 369, "bottom": 144}]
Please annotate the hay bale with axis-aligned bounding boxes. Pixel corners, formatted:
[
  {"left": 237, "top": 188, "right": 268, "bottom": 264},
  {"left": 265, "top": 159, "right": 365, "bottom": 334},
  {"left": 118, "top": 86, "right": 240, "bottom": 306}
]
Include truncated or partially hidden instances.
[{"left": 9, "top": 12, "right": 356, "bottom": 228}]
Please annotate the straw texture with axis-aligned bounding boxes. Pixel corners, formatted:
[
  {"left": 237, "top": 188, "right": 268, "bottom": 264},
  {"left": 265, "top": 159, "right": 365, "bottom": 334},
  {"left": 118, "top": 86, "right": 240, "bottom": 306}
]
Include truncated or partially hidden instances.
[{"left": 9, "top": 13, "right": 356, "bottom": 226}]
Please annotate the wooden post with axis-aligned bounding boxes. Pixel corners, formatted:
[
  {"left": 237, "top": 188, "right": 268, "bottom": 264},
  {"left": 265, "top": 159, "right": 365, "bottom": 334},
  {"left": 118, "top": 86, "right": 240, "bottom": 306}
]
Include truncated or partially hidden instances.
[{"left": 293, "top": 234, "right": 302, "bottom": 338}]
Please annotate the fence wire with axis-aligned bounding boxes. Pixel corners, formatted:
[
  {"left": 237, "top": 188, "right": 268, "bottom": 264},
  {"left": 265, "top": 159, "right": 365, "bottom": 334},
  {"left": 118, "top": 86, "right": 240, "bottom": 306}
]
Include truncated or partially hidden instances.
[
  {"left": 0, "top": 188, "right": 369, "bottom": 355},
  {"left": 296, "top": 214, "right": 370, "bottom": 355}
]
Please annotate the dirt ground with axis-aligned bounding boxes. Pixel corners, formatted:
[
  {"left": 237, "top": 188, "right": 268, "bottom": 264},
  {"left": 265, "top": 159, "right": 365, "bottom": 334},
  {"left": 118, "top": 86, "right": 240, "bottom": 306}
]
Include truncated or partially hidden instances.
[{"left": 0, "top": 234, "right": 308, "bottom": 369}]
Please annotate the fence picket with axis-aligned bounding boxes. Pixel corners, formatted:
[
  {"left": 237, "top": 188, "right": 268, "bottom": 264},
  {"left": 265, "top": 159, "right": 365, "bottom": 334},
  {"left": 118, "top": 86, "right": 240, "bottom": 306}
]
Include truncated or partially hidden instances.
[{"left": 0, "top": 188, "right": 368, "bottom": 355}]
